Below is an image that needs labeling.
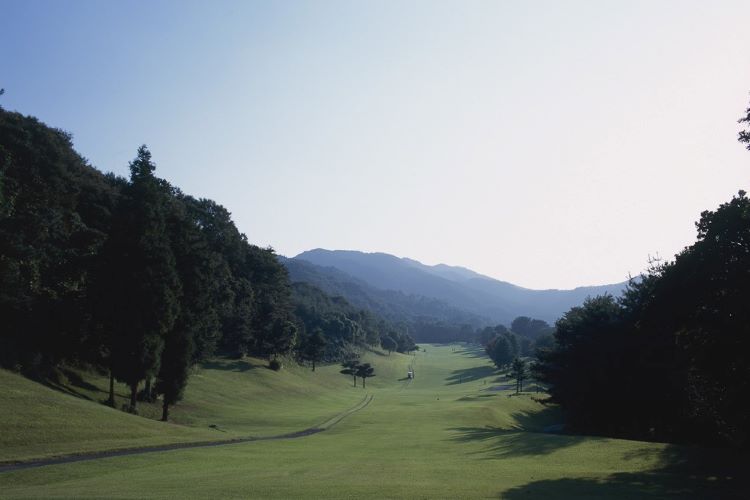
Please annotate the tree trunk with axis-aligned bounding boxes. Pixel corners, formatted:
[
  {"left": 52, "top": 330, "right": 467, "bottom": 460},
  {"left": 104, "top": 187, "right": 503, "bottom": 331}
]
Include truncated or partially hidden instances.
[
  {"left": 108, "top": 370, "right": 115, "bottom": 406},
  {"left": 353, "top": 375, "right": 357, "bottom": 387},
  {"left": 144, "top": 377, "right": 152, "bottom": 401},
  {"left": 312, "top": 359, "right": 316, "bottom": 372},
  {"left": 129, "top": 382, "right": 138, "bottom": 411},
  {"left": 362, "top": 377, "right": 366, "bottom": 389},
  {"left": 162, "top": 401, "right": 169, "bottom": 422}
]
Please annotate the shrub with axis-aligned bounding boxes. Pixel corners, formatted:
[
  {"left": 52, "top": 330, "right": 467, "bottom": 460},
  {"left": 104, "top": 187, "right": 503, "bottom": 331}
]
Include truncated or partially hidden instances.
[{"left": 269, "top": 359, "right": 282, "bottom": 371}]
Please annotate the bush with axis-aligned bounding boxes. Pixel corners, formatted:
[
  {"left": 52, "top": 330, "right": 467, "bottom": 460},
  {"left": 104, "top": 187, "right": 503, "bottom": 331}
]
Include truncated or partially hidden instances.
[{"left": 269, "top": 359, "right": 282, "bottom": 371}]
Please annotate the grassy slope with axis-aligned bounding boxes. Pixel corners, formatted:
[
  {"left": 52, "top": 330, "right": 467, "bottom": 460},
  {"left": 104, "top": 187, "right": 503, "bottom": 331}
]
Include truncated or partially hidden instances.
[
  {"left": 0, "top": 351, "right": 394, "bottom": 462},
  {"left": 1, "top": 345, "right": 746, "bottom": 498}
]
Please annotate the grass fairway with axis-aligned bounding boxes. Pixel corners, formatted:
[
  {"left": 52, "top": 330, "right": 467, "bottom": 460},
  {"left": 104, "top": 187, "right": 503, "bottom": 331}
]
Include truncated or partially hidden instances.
[{"left": 1, "top": 345, "right": 746, "bottom": 498}]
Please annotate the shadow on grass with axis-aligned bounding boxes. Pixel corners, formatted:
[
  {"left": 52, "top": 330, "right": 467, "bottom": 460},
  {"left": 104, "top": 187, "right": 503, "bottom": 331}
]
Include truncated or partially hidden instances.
[
  {"left": 501, "top": 445, "right": 750, "bottom": 499},
  {"left": 446, "top": 365, "right": 497, "bottom": 385},
  {"left": 456, "top": 393, "right": 498, "bottom": 402},
  {"left": 449, "top": 405, "right": 574, "bottom": 458},
  {"left": 41, "top": 368, "right": 109, "bottom": 402},
  {"left": 201, "top": 359, "right": 259, "bottom": 372},
  {"left": 42, "top": 380, "right": 96, "bottom": 402},
  {"left": 456, "top": 346, "right": 489, "bottom": 359},
  {"left": 450, "top": 427, "right": 585, "bottom": 458}
]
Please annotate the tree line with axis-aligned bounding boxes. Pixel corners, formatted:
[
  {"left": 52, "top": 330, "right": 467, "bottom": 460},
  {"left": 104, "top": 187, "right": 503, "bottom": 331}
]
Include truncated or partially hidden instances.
[
  {"left": 478, "top": 316, "right": 554, "bottom": 369},
  {"left": 0, "top": 108, "right": 411, "bottom": 419},
  {"left": 534, "top": 100, "right": 750, "bottom": 448}
]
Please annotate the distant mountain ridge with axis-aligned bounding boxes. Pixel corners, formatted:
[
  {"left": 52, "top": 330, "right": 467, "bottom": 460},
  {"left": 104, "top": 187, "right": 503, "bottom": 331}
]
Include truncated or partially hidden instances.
[
  {"left": 288, "top": 249, "right": 629, "bottom": 325},
  {"left": 279, "top": 256, "right": 487, "bottom": 327}
]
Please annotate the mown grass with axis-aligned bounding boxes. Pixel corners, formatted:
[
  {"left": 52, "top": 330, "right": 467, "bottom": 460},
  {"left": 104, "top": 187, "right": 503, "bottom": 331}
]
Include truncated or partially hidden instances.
[
  {"left": 1, "top": 345, "right": 746, "bottom": 498},
  {"left": 0, "top": 350, "right": 399, "bottom": 462}
]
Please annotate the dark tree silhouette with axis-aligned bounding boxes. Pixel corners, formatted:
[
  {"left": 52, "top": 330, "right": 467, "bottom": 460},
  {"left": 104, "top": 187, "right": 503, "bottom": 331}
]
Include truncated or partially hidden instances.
[
  {"left": 381, "top": 336, "right": 397, "bottom": 355},
  {"left": 739, "top": 95, "right": 750, "bottom": 150},
  {"left": 356, "top": 363, "right": 375, "bottom": 388},
  {"left": 302, "top": 328, "right": 326, "bottom": 371},
  {"left": 340, "top": 359, "right": 360, "bottom": 386},
  {"left": 510, "top": 358, "right": 527, "bottom": 394},
  {"left": 97, "top": 146, "right": 181, "bottom": 411}
]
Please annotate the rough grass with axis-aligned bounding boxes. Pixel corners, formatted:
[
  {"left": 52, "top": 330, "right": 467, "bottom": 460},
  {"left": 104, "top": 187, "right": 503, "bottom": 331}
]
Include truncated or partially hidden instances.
[{"left": 1, "top": 345, "right": 746, "bottom": 498}]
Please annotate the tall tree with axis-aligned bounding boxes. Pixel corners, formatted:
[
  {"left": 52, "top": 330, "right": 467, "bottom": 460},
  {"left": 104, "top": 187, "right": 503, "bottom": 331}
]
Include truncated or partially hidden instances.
[
  {"left": 381, "top": 336, "right": 397, "bottom": 355},
  {"left": 156, "top": 191, "right": 223, "bottom": 421},
  {"left": 340, "top": 359, "right": 360, "bottom": 387},
  {"left": 356, "top": 363, "right": 375, "bottom": 388},
  {"left": 487, "top": 334, "right": 513, "bottom": 369},
  {"left": 302, "top": 328, "right": 326, "bottom": 371},
  {"left": 510, "top": 358, "right": 527, "bottom": 394},
  {"left": 156, "top": 318, "right": 193, "bottom": 421},
  {"left": 96, "top": 146, "right": 181, "bottom": 411}
]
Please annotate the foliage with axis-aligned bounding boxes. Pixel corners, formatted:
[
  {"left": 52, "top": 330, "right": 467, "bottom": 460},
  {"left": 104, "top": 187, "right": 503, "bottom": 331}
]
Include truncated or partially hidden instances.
[
  {"left": 536, "top": 192, "right": 750, "bottom": 447},
  {"left": 355, "top": 362, "right": 375, "bottom": 388},
  {"left": 340, "top": 358, "right": 360, "bottom": 386},
  {"left": 510, "top": 358, "right": 527, "bottom": 394},
  {"left": 739, "top": 95, "right": 750, "bottom": 150},
  {"left": 0, "top": 108, "right": 327, "bottom": 417},
  {"left": 300, "top": 328, "right": 327, "bottom": 371},
  {"left": 95, "top": 146, "right": 182, "bottom": 411},
  {"left": 268, "top": 358, "right": 282, "bottom": 371},
  {"left": 381, "top": 336, "right": 397, "bottom": 354},
  {"left": 510, "top": 316, "right": 553, "bottom": 340},
  {"left": 485, "top": 331, "right": 519, "bottom": 369}
]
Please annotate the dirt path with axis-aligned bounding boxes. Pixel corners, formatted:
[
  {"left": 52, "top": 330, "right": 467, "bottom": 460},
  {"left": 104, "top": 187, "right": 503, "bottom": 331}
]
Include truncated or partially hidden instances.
[{"left": 0, "top": 394, "right": 373, "bottom": 474}]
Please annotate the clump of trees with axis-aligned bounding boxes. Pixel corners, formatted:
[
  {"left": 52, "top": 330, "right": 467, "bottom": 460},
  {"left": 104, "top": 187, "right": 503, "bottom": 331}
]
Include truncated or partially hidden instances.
[
  {"left": 300, "top": 328, "right": 326, "bottom": 371},
  {"left": 535, "top": 198, "right": 750, "bottom": 446},
  {"left": 478, "top": 317, "right": 552, "bottom": 369},
  {"left": 0, "top": 108, "right": 399, "bottom": 419},
  {"left": 339, "top": 359, "right": 375, "bottom": 388},
  {"left": 340, "top": 358, "right": 360, "bottom": 386},
  {"left": 485, "top": 330, "right": 518, "bottom": 369},
  {"left": 290, "top": 281, "right": 417, "bottom": 362},
  {"left": 533, "top": 101, "right": 750, "bottom": 448},
  {"left": 510, "top": 358, "right": 527, "bottom": 394}
]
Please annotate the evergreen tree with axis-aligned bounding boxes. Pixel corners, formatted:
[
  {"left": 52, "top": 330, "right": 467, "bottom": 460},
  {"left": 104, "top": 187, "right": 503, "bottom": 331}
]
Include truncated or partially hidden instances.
[
  {"left": 98, "top": 146, "right": 181, "bottom": 411},
  {"left": 511, "top": 358, "right": 527, "bottom": 394},
  {"left": 302, "top": 328, "right": 326, "bottom": 371},
  {"left": 340, "top": 359, "right": 360, "bottom": 386},
  {"left": 355, "top": 363, "right": 375, "bottom": 388},
  {"left": 156, "top": 191, "right": 222, "bottom": 420},
  {"left": 156, "top": 318, "right": 193, "bottom": 421},
  {"left": 381, "top": 335, "right": 397, "bottom": 355},
  {"left": 488, "top": 335, "right": 513, "bottom": 369}
]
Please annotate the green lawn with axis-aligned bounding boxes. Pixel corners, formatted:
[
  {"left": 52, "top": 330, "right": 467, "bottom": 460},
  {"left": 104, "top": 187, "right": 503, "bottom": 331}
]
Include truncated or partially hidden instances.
[{"left": 1, "top": 345, "right": 745, "bottom": 498}]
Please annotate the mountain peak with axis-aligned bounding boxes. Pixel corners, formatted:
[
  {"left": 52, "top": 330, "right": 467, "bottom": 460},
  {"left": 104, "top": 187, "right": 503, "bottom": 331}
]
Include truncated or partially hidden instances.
[{"left": 291, "top": 248, "right": 628, "bottom": 324}]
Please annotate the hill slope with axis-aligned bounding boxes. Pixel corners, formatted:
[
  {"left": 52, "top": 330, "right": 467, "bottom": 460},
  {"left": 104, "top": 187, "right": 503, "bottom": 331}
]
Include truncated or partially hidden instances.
[
  {"left": 3, "top": 345, "right": 743, "bottom": 499},
  {"left": 293, "top": 249, "right": 628, "bottom": 324},
  {"left": 281, "top": 256, "right": 487, "bottom": 326},
  {"left": 0, "top": 349, "right": 404, "bottom": 463}
]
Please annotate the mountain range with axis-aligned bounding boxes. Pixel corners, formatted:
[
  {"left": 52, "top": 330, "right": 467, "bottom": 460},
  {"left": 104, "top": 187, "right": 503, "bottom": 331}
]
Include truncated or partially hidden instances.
[{"left": 281, "top": 249, "right": 629, "bottom": 327}]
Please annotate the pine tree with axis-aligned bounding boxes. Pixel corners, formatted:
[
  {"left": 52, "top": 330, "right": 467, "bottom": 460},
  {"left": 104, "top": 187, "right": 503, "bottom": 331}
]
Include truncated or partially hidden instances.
[
  {"left": 511, "top": 358, "right": 527, "bottom": 394},
  {"left": 302, "top": 328, "right": 326, "bottom": 371},
  {"left": 355, "top": 363, "right": 375, "bottom": 388},
  {"left": 99, "top": 146, "right": 181, "bottom": 411},
  {"left": 340, "top": 359, "right": 360, "bottom": 386}
]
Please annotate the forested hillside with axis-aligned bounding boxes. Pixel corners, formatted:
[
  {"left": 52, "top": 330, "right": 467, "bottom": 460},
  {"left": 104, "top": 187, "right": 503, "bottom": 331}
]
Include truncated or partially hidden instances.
[
  {"left": 292, "top": 249, "right": 628, "bottom": 324},
  {"left": 281, "top": 256, "right": 487, "bottom": 341},
  {"left": 0, "top": 108, "right": 413, "bottom": 419},
  {"left": 533, "top": 101, "right": 750, "bottom": 449}
]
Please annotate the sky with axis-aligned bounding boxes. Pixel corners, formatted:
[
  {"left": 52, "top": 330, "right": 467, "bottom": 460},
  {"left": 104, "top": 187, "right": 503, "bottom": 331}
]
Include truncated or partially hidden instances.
[{"left": 2, "top": 0, "right": 749, "bottom": 289}]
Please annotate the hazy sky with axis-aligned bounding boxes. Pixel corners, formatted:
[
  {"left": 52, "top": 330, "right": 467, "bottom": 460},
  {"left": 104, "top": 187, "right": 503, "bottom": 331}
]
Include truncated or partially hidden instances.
[{"left": 3, "top": 0, "right": 749, "bottom": 289}]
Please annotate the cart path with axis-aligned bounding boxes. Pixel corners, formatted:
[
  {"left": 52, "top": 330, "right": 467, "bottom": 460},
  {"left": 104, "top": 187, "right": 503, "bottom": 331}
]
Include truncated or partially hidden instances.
[{"left": 0, "top": 394, "right": 373, "bottom": 474}]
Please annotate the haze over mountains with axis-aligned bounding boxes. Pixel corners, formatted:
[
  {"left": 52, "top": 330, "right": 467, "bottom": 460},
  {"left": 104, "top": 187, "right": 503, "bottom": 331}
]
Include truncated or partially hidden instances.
[{"left": 282, "top": 249, "right": 629, "bottom": 327}]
